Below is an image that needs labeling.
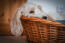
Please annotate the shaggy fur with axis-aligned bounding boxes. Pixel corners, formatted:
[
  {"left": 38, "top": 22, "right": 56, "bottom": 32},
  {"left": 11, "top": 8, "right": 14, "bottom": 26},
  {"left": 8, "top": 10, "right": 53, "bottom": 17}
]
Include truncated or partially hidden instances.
[{"left": 10, "top": 3, "right": 46, "bottom": 36}]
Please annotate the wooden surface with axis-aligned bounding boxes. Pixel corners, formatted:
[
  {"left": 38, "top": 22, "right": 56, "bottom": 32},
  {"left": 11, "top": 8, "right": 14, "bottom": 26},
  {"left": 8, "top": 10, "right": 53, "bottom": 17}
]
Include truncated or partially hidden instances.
[
  {"left": 0, "top": 36, "right": 27, "bottom": 43},
  {"left": 0, "top": 0, "right": 27, "bottom": 35}
]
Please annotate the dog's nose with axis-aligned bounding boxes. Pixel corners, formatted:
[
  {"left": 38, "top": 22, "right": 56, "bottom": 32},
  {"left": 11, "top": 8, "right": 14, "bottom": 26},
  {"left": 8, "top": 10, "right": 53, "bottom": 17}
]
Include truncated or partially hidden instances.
[{"left": 42, "top": 16, "right": 47, "bottom": 19}]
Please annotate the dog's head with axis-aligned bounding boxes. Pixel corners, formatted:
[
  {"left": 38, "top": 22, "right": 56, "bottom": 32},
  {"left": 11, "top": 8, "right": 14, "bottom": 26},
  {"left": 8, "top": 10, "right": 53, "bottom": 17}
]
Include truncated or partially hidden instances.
[{"left": 18, "top": 3, "right": 47, "bottom": 19}]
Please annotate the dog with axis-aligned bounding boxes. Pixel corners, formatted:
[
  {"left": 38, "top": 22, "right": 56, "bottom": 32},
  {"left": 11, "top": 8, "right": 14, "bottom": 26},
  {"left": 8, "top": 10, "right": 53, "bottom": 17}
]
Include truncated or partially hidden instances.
[{"left": 10, "top": 3, "right": 47, "bottom": 37}]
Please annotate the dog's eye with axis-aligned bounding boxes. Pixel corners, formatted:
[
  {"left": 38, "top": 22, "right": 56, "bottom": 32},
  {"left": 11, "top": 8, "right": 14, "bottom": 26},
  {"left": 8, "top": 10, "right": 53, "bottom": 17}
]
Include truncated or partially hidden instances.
[{"left": 30, "top": 11, "right": 34, "bottom": 14}]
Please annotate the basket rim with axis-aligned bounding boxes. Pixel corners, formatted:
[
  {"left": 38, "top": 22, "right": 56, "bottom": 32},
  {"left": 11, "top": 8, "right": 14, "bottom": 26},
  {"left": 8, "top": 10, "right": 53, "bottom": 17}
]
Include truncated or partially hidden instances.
[{"left": 21, "top": 16, "right": 65, "bottom": 27}]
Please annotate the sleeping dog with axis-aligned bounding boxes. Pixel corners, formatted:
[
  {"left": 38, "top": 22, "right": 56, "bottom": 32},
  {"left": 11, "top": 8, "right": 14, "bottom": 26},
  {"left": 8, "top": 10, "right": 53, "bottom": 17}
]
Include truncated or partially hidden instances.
[{"left": 10, "top": 3, "right": 47, "bottom": 37}]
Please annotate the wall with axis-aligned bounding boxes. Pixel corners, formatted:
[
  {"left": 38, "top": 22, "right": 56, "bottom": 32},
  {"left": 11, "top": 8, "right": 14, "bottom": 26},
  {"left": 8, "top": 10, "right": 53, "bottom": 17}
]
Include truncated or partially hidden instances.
[{"left": 27, "top": 0, "right": 65, "bottom": 21}]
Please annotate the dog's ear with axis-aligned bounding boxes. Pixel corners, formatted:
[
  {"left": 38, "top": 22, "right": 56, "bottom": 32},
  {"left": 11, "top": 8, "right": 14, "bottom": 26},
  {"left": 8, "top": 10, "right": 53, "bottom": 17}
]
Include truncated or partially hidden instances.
[
  {"left": 38, "top": 6, "right": 42, "bottom": 11},
  {"left": 37, "top": 5, "right": 43, "bottom": 12}
]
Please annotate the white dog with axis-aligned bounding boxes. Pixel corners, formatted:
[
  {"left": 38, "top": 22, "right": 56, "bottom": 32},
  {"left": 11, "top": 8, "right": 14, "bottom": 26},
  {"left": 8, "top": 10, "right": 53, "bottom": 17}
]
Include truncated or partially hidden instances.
[{"left": 10, "top": 3, "right": 47, "bottom": 37}]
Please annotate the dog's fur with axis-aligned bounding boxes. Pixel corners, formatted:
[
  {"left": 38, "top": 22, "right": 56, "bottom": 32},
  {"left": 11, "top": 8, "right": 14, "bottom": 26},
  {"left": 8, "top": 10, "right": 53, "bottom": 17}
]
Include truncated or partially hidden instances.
[
  {"left": 19, "top": 3, "right": 46, "bottom": 18},
  {"left": 10, "top": 3, "right": 47, "bottom": 36}
]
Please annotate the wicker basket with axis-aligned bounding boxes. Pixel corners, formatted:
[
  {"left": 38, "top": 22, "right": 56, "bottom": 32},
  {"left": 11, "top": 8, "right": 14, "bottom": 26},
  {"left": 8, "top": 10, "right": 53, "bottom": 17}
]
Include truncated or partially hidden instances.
[{"left": 21, "top": 16, "right": 65, "bottom": 43}]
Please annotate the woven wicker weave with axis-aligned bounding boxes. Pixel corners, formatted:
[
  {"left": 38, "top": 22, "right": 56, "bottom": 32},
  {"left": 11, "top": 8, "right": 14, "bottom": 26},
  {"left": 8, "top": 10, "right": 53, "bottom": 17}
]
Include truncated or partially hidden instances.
[{"left": 21, "top": 16, "right": 65, "bottom": 43}]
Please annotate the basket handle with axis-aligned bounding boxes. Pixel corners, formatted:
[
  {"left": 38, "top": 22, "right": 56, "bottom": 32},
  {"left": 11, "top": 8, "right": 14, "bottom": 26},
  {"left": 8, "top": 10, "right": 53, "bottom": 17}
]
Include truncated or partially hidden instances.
[{"left": 21, "top": 16, "right": 65, "bottom": 27}]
